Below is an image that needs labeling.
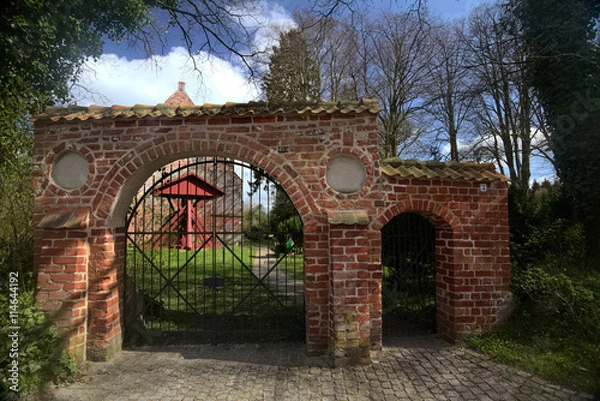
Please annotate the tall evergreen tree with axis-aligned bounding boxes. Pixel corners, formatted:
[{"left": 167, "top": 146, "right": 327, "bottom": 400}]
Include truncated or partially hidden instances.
[{"left": 262, "top": 28, "right": 321, "bottom": 103}]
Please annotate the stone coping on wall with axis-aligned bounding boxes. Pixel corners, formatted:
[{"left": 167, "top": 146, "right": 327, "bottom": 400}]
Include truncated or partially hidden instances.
[
  {"left": 326, "top": 209, "right": 370, "bottom": 225},
  {"left": 30, "top": 99, "right": 381, "bottom": 122},
  {"left": 380, "top": 157, "right": 510, "bottom": 183},
  {"left": 38, "top": 207, "right": 89, "bottom": 229}
]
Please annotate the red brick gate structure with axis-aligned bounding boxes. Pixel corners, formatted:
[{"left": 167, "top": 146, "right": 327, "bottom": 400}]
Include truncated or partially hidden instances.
[{"left": 31, "top": 99, "right": 512, "bottom": 366}]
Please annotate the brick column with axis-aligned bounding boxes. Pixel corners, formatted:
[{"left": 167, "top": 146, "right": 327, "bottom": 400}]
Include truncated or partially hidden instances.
[
  {"left": 303, "top": 224, "right": 330, "bottom": 354},
  {"left": 86, "top": 227, "right": 125, "bottom": 361},
  {"left": 35, "top": 208, "right": 90, "bottom": 363},
  {"left": 327, "top": 210, "right": 372, "bottom": 366}
]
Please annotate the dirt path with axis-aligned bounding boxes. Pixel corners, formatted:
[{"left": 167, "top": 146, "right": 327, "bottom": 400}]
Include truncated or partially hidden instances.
[{"left": 250, "top": 246, "right": 304, "bottom": 304}]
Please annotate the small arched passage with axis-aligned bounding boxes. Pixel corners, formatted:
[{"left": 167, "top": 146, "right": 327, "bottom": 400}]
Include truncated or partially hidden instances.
[
  {"left": 375, "top": 199, "right": 460, "bottom": 342},
  {"left": 381, "top": 213, "right": 436, "bottom": 335}
]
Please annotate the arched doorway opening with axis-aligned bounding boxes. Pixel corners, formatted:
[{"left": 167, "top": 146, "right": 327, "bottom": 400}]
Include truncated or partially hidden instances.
[
  {"left": 124, "top": 157, "right": 304, "bottom": 344},
  {"left": 381, "top": 213, "right": 436, "bottom": 336}
]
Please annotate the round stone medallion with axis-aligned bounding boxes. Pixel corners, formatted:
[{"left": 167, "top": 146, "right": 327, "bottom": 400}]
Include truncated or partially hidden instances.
[
  {"left": 326, "top": 154, "right": 367, "bottom": 193},
  {"left": 51, "top": 151, "right": 89, "bottom": 190}
]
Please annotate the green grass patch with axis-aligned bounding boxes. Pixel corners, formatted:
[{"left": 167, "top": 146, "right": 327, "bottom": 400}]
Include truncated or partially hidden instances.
[
  {"left": 276, "top": 252, "right": 304, "bottom": 281},
  {"left": 126, "top": 245, "right": 305, "bottom": 341},
  {"left": 470, "top": 267, "right": 600, "bottom": 394},
  {"left": 470, "top": 318, "right": 600, "bottom": 393}
]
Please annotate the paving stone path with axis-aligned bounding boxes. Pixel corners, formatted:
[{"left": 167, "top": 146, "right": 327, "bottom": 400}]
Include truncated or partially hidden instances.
[{"left": 45, "top": 335, "right": 594, "bottom": 401}]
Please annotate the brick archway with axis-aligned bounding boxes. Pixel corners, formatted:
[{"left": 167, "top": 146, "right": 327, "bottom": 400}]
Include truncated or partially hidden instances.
[
  {"left": 376, "top": 202, "right": 459, "bottom": 342},
  {"left": 96, "top": 135, "right": 314, "bottom": 228},
  {"left": 85, "top": 144, "right": 318, "bottom": 361},
  {"left": 32, "top": 101, "right": 512, "bottom": 367}
]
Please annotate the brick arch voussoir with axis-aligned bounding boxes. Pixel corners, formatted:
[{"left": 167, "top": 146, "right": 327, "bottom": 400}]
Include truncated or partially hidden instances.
[
  {"left": 93, "top": 135, "right": 313, "bottom": 228},
  {"left": 376, "top": 199, "right": 461, "bottom": 233}
]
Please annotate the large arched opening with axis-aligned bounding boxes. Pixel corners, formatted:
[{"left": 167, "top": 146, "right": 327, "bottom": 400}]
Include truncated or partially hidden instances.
[{"left": 124, "top": 156, "right": 305, "bottom": 344}]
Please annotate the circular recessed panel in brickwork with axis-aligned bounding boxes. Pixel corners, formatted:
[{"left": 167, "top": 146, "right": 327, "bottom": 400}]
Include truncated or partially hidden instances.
[
  {"left": 51, "top": 151, "right": 89, "bottom": 190},
  {"left": 326, "top": 154, "right": 366, "bottom": 193}
]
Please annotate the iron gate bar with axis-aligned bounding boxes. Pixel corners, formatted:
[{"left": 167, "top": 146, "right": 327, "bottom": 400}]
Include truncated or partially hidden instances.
[
  {"left": 126, "top": 233, "right": 204, "bottom": 316},
  {"left": 146, "top": 236, "right": 213, "bottom": 314},
  {"left": 245, "top": 233, "right": 303, "bottom": 304},
  {"left": 381, "top": 212, "right": 436, "bottom": 335},
  {"left": 228, "top": 243, "right": 297, "bottom": 315},
  {"left": 215, "top": 235, "right": 286, "bottom": 310},
  {"left": 125, "top": 157, "right": 304, "bottom": 340}
]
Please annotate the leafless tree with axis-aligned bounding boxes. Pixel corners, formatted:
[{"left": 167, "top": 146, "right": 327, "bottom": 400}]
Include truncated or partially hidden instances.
[
  {"left": 295, "top": 12, "right": 359, "bottom": 102},
  {"left": 355, "top": 13, "right": 434, "bottom": 159},
  {"left": 422, "top": 20, "right": 474, "bottom": 161},
  {"left": 463, "top": 3, "right": 549, "bottom": 189}
]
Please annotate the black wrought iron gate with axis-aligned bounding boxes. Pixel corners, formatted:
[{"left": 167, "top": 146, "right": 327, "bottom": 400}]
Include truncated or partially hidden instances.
[
  {"left": 381, "top": 213, "right": 436, "bottom": 335},
  {"left": 125, "top": 157, "right": 304, "bottom": 344}
]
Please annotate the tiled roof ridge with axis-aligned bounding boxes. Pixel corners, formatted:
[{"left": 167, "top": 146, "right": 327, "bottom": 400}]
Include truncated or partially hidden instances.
[
  {"left": 31, "top": 99, "right": 381, "bottom": 122},
  {"left": 380, "top": 157, "right": 509, "bottom": 182},
  {"left": 381, "top": 157, "right": 496, "bottom": 170}
]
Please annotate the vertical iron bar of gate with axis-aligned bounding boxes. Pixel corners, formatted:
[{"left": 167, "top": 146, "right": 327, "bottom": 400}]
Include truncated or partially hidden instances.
[
  {"left": 144, "top": 178, "right": 150, "bottom": 330},
  {"left": 211, "top": 159, "right": 217, "bottom": 329},
  {"left": 201, "top": 161, "right": 207, "bottom": 326}
]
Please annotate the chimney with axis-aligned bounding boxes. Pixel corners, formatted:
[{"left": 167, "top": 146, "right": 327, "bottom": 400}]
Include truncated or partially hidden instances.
[{"left": 165, "top": 82, "right": 195, "bottom": 106}]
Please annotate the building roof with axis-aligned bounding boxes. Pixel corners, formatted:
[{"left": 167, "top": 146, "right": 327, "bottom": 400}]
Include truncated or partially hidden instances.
[
  {"left": 155, "top": 173, "right": 225, "bottom": 199},
  {"left": 164, "top": 82, "right": 195, "bottom": 106},
  {"left": 380, "top": 158, "right": 509, "bottom": 182},
  {"left": 30, "top": 99, "right": 381, "bottom": 122}
]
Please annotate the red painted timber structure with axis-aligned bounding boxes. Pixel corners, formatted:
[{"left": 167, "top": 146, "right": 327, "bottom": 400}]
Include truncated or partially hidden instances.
[{"left": 155, "top": 173, "right": 225, "bottom": 250}]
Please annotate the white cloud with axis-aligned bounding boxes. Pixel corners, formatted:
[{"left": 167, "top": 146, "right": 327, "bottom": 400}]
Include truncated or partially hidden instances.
[
  {"left": 70, "top": 1, "right": 296, "bottom": 107},
  {"left": 241, "top": 0, "right": 297, "bottom": 52},
  {"left": 70, "top": 47, "right": 261, "bottom": 106}
]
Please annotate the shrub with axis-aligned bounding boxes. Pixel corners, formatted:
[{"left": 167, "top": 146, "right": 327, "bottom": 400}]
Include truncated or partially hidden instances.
[
  {"left": 0, "top": 291, "right": 79, "bottom": 399},
  {"left": 511, "top": 266, "right": 600, "bottom": 341}
]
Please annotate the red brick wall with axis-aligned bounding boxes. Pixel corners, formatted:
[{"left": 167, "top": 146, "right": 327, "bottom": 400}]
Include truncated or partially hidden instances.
[
  {"left": 376, "top": 178, "right": 512, "bottom": 341},
  {"left": 33, "top": 110, "right": 511, "bottom": 365}
]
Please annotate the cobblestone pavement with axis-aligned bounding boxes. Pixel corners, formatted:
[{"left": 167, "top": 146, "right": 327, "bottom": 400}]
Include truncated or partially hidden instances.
[{"left": 46, "top": 335, "right": 594, "bottom": 401}]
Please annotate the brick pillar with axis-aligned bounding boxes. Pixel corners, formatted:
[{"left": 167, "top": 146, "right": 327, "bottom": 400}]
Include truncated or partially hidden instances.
[
  {"left": 435, "top": 225, "right": 458, "bottom": 342},
  {"left": 86, "top": 227, "right": 125, "bottom": 361},
  {"left": 327, "top": 210, "right": 372, "bottom": 366},
  {"left": 35, "top": 208, "right": 90, "bottom": 363},
  {"left": 303, "top": 225, "right": 330, "bottom": 354}
]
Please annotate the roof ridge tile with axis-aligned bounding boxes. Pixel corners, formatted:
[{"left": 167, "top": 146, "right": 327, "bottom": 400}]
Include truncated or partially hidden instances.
[{"left": 31, "top": 99, "right": 381, "bottom": 122}]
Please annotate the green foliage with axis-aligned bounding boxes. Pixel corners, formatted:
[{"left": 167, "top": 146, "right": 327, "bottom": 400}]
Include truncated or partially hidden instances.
[
  {"left": 511, "top": 0, "right": 600, "bottom": 256},
  {"left": 0, "top": 292, "right": 79, "bottom": 398},
  {"left": 509, "top": 181, "right": 583, "bottom": 269},
  {"left": 0, "top": 0, "right": 154, "bottom": 107},
  {"left": 472, "top": 179, "right": 600, "bottom": 393},
  {"left": 512, "top": 267, "right": 599, "bottom": 340},
  {"left": 509, "top": 180, "right": 600, "bottom": 340},
  {"left": 262, "top": 28, "right": 321, "bottom": 103},
  {"left": 0, "top": 132, "right": 34, "bottom": 294},
  {"left": 243, "top": 204, "right": 270, "bottom": 238}
]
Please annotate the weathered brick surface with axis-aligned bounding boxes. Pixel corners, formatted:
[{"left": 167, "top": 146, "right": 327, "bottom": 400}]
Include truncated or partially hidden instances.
[{"left": 33, "top": 110, "right": 511, "bottom": 365}]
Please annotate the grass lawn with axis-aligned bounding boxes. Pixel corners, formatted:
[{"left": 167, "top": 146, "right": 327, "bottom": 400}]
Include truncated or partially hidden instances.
[
  {"left": 276, "top": 252, "right": 304, "bottom": 281},
  {"left": 126, "top": 244, "right": 304, "bottom": 340},
  {"left": 469, "top": 268, "right": 600, "bottom": 394}
]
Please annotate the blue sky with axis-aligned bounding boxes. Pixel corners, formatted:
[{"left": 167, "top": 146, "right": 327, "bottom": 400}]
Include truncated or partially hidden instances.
[
  {"left": 424, "top": 0, "right": 487, "bottom": 19},
  {"left": 72, "top": 0, "right": 489, "bottom": 107},
  {"left": 70, "top": 0, "right": 554, "bottom": 180}
]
